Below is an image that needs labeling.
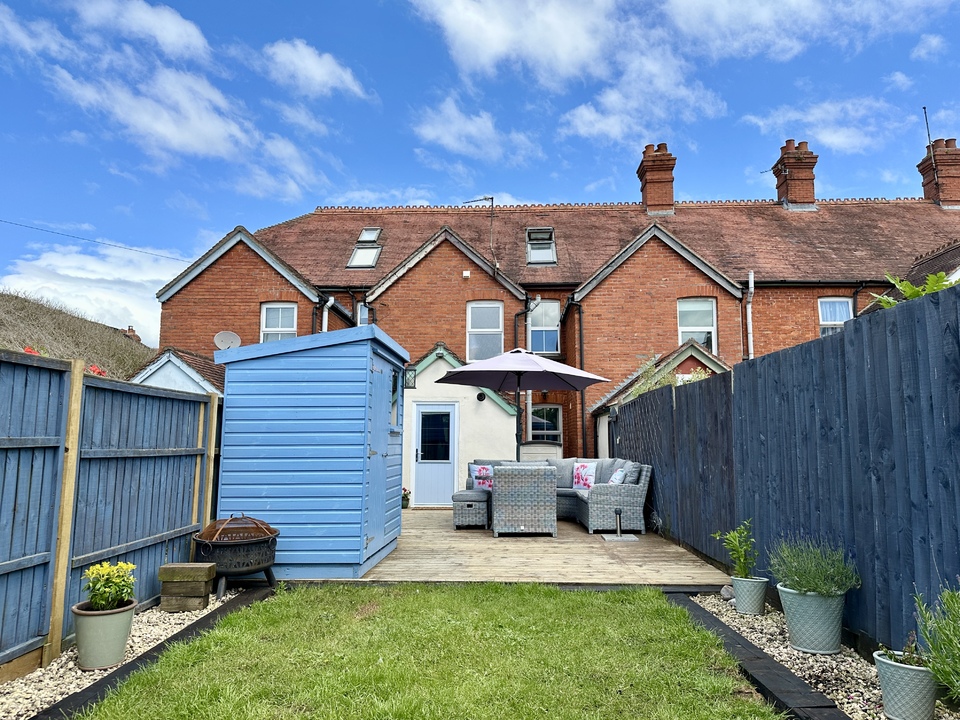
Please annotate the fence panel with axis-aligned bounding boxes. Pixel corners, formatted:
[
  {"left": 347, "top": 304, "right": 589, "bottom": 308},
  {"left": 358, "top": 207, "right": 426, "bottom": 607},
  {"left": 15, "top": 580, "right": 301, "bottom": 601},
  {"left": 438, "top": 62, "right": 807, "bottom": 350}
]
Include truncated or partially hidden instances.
[{"left": 0, "top": 354, "right": 70, "bottom": 665}]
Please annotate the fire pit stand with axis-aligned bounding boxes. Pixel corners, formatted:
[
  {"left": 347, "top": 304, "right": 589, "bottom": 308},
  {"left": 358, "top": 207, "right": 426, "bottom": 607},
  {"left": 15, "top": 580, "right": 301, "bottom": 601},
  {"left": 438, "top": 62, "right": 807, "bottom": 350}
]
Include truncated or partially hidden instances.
[{"left": 193, "top": 514, "right": 279, "bottom": 599}]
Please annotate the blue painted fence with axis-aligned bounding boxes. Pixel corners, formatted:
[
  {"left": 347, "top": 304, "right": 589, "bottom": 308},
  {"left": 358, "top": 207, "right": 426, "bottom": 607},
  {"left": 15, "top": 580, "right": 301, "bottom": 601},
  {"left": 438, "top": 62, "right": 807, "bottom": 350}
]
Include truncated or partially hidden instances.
[
  {"left": 0, "top": 352, "right": 216, "bottom": 669},
  {"left": 613, "top": 285, "right": 960, "bottom": 650}
]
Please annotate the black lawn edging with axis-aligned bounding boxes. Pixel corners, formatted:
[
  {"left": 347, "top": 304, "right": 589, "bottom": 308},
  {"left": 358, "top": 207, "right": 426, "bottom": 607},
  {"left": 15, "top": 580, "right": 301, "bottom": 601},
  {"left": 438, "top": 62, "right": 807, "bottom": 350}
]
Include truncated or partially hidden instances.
[
  {"left": 29, "top": 587, "right": 274, "bottom": 720},
  {"left": 667, "top": 593, "right": 851, "bottom": 720}
]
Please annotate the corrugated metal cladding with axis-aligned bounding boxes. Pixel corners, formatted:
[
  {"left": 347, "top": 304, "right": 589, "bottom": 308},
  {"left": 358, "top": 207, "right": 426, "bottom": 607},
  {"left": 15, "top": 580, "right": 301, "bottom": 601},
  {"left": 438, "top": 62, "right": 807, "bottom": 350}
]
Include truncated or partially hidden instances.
[{"left": 215, "top": 325, "right": 409, "bottom": 579}]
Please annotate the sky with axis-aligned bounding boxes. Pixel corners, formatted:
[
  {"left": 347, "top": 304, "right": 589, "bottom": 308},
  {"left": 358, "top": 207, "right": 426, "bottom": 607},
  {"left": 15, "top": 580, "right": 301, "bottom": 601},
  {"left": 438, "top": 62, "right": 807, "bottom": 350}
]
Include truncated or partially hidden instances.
[{"left": 1, "top": 0, "right": 958, "bottom": 349}]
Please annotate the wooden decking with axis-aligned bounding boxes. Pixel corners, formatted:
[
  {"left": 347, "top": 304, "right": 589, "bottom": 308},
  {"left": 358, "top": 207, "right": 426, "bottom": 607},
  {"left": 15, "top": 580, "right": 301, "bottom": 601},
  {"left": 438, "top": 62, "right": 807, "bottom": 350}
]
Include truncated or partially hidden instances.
[{"left": 363, "top": 510, "right": 730, "bottom": 587}]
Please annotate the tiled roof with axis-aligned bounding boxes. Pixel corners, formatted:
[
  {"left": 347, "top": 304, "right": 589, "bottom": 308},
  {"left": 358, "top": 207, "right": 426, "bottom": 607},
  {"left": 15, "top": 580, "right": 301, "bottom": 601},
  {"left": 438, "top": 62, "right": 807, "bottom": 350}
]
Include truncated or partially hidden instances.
[
  {"left": 903, "top": 240, "right": 960, "bottom": 287},
  {"left": 133, "top": 347, "right": 224, "bottom": 392},
  {"left": 252, "top": 199, "right": 960, "bottom": 290}
]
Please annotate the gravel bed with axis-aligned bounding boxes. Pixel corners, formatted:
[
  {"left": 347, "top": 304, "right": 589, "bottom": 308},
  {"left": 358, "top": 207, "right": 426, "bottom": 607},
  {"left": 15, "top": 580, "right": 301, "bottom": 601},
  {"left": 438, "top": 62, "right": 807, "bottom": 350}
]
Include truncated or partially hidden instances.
[
  {"left": 695, "top": 591, "right": 960, "bottom": 720},
  {"left": 0, "top": 593, "right": 236, "bottom": 720}
]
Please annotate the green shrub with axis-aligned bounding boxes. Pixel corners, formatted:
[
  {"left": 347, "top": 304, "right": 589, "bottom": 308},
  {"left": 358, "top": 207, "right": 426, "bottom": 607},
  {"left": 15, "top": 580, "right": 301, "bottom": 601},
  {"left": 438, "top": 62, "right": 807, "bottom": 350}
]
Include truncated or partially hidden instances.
[
  {"left": 82, "top": 561, "right": 137, "bottom": 611},
  {"left": 712, "top": 519, "right": 759, "bottom": 578},
  {"left": 769, "top": 537, "right": 860, "bottom": 595},
  {"left": 916, "top": 582, "right": 960, "bottom": 700}
]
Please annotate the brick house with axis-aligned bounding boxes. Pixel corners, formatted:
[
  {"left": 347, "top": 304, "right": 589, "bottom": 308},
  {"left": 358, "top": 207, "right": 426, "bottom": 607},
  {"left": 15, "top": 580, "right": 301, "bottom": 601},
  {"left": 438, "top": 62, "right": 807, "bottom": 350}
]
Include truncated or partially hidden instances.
[{"left": 155, "top": 138, "right": 960, "bottom": 504}]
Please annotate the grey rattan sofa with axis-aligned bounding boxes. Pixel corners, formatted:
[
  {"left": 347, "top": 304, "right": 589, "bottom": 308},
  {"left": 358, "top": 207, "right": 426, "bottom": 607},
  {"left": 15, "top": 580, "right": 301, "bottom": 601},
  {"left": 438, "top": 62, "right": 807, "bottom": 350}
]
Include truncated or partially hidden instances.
[
  {"left": 490, "top": 465, "right": 557, "bottom": 537},
  {"left": 463, "top": 457, "right": 652, "bottom": 535}
]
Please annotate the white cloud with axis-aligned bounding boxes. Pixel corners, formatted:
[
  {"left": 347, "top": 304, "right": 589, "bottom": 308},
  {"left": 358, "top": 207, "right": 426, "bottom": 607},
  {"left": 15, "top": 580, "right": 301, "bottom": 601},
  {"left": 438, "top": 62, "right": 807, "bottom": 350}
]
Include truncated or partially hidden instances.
[
  {"left": 48, "top": 65, "right": 256, "bottom": 161},
  {"left": 885, "top": 71, "right": 913, "bottom": 91},
  {"left": 261, "top": 134, "right": 319, "bottom": 188},
  {"left": 325, "top": 187, "right": 436, "bottom": 207},
  {"left": 413, "top": 148, "right": 474, "bottom": 186},
  {"left": 263, "top": 38, "right": 367, "bottom": 98},
  {"left": 665, "top": 0, "right": 957, "bottom": 60},
  {"left": 73, "top": 0, "right": 210, "bottom": 61},
  {"left": 0, "top": 3, "right": 75, "bottom": 59},
  {"left": 910, "top": 33, "right": 946, "bottom": 60},
  {"left": 32, "top": 220, "right": 96, "bottom": 232},
  {"left": 411, "top": 0, "right": 616, "bottom": 89},
  {"left": 165, "top": 191, "right": 207, "bottom": 220},
  {"left": 271, "top": 102, "right": 329, "bottom": 135},
  {"left": 1, "top": 242, "right": 190, "bottom": 347},
  {"left": 742, "top": 97, "right": 916, "bottom": 153},
  {"left": 879, "top": 169, "right": 910, "bottom": 184},
  {"left": 414, "top": 96, "right": 541, "bottom": 164}
]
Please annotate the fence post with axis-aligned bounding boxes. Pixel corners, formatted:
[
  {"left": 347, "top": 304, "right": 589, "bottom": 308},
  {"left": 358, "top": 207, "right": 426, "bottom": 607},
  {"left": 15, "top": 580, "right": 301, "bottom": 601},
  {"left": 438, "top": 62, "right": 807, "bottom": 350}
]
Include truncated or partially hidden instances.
[
  {"left": 201, "top": 394, "right": 219, "bottom": 527},
  {"left": 42, "top": 359, "right": 85, "bottom": 666}
]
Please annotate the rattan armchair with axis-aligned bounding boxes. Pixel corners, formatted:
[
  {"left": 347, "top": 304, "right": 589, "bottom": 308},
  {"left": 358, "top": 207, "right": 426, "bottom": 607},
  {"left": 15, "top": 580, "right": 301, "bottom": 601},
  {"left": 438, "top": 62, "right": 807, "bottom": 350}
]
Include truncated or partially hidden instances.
[
  {"left": 575, "top": 464, "right": 652, "bottom": 534},
  {"left": 491, "top": 465, "right": 557, "bottom": 537}
]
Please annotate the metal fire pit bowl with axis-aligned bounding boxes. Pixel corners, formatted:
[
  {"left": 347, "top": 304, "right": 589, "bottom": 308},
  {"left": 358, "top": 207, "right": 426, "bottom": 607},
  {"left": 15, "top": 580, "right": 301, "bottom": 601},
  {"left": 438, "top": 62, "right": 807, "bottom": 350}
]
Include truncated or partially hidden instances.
[{"left": 193, "top": 514, "right": 279, "bottom": 598}]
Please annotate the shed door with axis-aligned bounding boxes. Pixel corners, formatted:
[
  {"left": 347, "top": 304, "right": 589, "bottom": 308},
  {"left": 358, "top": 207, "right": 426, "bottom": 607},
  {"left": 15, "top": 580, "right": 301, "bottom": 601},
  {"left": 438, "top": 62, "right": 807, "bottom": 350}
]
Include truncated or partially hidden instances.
[
  {"left": 364, "top": 355, "right": 391, "bottom": 561},
  {"left": 414, "top": 403, "right": 457, "bottom": 506}
]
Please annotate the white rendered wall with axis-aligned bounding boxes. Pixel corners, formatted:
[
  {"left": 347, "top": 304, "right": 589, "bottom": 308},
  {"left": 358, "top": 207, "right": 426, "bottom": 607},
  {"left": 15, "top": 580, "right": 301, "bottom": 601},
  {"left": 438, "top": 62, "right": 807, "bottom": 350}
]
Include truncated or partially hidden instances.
[
  {"left": 132, "top": 361, "right": 214, "bottom": 394},
  {"left": 402, "top": 358, "right": 516, "bottom": 495},
  {"left": 596, "top": 413, "right": 611, "bottom": 458}
]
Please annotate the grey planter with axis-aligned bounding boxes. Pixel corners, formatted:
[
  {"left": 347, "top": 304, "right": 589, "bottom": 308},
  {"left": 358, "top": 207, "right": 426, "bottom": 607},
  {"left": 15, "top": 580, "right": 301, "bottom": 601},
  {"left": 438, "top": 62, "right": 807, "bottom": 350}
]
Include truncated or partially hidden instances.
[
  {"left": 731, "top": 576, "right": 767, "bottom": 615},
  {"left": 873, "top": 651, "right": 937, "bottom": 720},
  {"left": 776, "top": 583, "right": 845, "bottom": 654},
  {"left": 71, "top": 599, "right": 136, "bottom": 670}
]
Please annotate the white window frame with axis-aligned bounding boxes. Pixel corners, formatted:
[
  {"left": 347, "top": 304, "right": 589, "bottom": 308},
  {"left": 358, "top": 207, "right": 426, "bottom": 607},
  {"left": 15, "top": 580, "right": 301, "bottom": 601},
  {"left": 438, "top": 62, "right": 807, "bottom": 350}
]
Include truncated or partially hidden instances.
[
  {"left": 260, "top": 302, "right": 297, "bottom": 343},
  {"left": 526, "top": 228, "right": 557, "bottom": 265},
  {"left": 677, "top": 298, "right": 717, "bottom": 354},
  {"left": 818, "top": 297, "right": 853, "bottom": 337},
  {"left": 528, "top": 300, "right": 560, "bottom": 355},
  {"left": 466, "top": 301, "right": 503, "bottom": 362},
  {"left": 531, "top": 404, "right": 562, "bottom": 445}
]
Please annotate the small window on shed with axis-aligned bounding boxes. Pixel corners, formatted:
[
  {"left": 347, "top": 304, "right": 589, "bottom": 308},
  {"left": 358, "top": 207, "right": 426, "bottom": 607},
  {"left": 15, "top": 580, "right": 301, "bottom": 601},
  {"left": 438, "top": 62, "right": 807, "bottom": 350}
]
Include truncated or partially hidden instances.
[
  {"left": 526, "top": 228, "right": 557, "bottom": 265},
  {"left": 348, "top": 227, "right": 383, "bottom": 268}
]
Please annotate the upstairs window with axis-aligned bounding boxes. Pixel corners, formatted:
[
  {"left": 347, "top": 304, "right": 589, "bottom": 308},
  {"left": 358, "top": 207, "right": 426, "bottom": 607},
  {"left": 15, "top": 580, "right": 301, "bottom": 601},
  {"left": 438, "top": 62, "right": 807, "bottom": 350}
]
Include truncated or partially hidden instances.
[
  {"left": 819, "top": 297, "right": 852, "bottom": 337},
  {"left": 467, "top": 301, "right": 503, "bottom": 361},
  {"left": 347, "top": 227, "right": 382, "bottom": 268},
  {"left": 677, "top": 298, "right": 717, "bottom": 354},
  {"left": 526, "top": 228, "right": 557, "bottom": 264},
  {"left": 261, "top": 302, "right": 297, "bottom": 343},
  {"left": 529, "top": 300, "right": 560, "bottom": 354}
]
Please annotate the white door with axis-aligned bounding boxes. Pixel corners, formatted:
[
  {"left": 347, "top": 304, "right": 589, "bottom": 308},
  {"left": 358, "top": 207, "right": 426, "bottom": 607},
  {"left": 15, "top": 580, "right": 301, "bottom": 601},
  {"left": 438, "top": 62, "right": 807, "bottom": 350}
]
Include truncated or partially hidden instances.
[{"left": 414, "top": 403, "right": 457, "bottom": 506}]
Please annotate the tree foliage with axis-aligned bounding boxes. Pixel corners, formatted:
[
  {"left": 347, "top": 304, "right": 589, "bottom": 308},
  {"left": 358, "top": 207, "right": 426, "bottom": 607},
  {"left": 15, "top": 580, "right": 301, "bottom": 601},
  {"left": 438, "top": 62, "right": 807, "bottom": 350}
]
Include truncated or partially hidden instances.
[{"left": 873, "top": 272, "right": 959, "bottom": 308}]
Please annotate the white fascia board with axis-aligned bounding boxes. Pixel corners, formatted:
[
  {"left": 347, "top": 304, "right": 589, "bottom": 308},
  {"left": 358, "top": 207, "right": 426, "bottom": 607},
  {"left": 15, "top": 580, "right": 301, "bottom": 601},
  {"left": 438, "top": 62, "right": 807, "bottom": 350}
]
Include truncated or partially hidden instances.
[
  {"left": 416, "top": 349, "right": 516, "bottom": 416},
  {"left": 157, "top": 229, "right": 319, "bottom": 303},
  {"left": 574, "top": 224, "right": 743, "bottom": 302},
  {"left": 367, "top": 229, "right": 525, "bottom": 303}
]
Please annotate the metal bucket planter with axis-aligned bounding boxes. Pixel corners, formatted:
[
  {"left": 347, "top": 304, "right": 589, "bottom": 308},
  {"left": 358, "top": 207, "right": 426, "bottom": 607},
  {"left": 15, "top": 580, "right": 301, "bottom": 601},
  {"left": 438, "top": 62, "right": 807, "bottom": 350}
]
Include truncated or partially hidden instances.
[
  {"left": 732, "top": 576, "right": 768, "bottom": 615},
  {"left": 776, "top": 583, "right": 845, "bottom": 654},
  {"left": 71, "top": 599, "right": 136, "bottom": 670},
  {"left": 873, "top": 651, "right": 937, "bottom": 720}
]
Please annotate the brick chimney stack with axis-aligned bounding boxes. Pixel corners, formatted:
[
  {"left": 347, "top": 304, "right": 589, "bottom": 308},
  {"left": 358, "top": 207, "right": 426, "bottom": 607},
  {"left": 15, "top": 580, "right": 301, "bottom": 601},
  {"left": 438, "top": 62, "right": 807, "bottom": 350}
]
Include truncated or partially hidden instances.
[
  {"left": 637, "top": 143, "right": 677, "bottom": 215},
  {"left": 772, "top": 139, "right": 818, "bottom": 208},
  {"left": 918, "top": 138, "right": 960, "bottom": 209},
  {"left": 122, "top": 325, "right": 142, "bottom": 343}
]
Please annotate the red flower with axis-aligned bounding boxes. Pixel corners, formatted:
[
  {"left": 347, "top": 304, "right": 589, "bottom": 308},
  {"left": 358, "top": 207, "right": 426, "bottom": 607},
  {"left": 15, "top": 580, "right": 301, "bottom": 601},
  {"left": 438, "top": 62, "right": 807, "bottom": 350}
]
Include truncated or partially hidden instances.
[
  {"left": 87, "top": 364, "right": 107, "bottom": 376},
  {"left": 23, "top": 346, "right": 40, "bottom": 355}
]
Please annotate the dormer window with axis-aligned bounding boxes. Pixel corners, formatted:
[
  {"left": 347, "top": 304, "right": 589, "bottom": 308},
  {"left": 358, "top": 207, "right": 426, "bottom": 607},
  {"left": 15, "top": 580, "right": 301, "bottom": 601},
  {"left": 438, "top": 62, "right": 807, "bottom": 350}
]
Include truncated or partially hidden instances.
[
  {"left": 347, "top": 227, "right": 382, "bottom": 268},
  {"left": 526, "top": 228, "right": 556, "bottom": 265}
]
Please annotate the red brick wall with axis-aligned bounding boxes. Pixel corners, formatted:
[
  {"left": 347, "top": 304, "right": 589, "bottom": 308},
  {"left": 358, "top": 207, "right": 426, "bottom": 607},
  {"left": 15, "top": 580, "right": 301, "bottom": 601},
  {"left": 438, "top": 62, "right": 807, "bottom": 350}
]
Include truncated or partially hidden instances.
[
  {"left": 369, "top": 241, "right": 525, "bottom": 363},
  {"left": 159, "top": 243, "right": 319, "bottom": 356}
]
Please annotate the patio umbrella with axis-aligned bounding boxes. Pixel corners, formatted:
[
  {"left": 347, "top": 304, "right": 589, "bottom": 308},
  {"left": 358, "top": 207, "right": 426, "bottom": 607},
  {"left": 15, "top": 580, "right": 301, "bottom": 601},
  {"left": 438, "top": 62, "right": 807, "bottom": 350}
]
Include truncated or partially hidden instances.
[{"left": 435, "top": 348, "right": 609, "bottom": 460}]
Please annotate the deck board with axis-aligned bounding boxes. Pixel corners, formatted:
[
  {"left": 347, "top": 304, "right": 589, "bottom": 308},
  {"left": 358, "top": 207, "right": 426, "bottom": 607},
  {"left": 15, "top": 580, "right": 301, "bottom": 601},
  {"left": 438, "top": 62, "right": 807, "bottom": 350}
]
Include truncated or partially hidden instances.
[{"left": 362, "top": 510, "right": 731, "bottom": 586}]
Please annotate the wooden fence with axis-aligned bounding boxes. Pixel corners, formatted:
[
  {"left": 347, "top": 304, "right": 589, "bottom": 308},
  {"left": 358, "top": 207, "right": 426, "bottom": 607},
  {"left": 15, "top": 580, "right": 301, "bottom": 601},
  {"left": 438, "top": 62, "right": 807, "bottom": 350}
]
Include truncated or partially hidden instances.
[
  {"left": 0, "top": 352, "right": 217, "bottom": 676},
  {"left": 614, "top": 285, "right": 960, "bottom": 649}
]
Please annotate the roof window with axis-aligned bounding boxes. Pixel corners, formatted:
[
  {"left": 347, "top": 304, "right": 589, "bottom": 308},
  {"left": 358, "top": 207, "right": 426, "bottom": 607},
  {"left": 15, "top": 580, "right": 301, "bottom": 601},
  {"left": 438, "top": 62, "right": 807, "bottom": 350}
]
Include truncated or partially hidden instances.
[
  {"left": 348, "top": 227, "right": 383, "bottom": 268},
  {"left": 526, "top": 228, "right": 556, "bottom": 265}
]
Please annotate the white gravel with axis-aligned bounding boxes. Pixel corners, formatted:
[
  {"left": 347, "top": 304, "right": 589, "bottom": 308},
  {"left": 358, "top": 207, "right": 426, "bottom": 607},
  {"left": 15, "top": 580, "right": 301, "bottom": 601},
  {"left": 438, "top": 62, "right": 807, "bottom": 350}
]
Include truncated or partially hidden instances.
[
  {"left": 695, "top": 591, "right": 960, "bottom": 720},
  {"left": 0, "top": 592, "right": 236, "bottom": 720}
]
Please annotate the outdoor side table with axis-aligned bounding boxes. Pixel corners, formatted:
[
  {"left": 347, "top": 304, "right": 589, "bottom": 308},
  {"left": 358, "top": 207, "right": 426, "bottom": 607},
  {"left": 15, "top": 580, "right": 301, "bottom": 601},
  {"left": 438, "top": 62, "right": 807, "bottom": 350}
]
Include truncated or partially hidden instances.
[{"left": 452, "top": 489, "right": 490, "bottom": 529}]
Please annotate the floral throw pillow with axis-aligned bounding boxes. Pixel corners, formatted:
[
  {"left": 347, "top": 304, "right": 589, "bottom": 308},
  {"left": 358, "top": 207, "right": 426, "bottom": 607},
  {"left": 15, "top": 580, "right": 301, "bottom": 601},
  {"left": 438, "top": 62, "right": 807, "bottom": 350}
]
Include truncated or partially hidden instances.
[
  {"left": 573, "top": 462, "right": 597, "bottom": 490},
  {"left": 608, "top": 467, "right": 627, "bottom": 485},
  {"left": 469, "top": 463, "right": 494, "bottom": 490}
]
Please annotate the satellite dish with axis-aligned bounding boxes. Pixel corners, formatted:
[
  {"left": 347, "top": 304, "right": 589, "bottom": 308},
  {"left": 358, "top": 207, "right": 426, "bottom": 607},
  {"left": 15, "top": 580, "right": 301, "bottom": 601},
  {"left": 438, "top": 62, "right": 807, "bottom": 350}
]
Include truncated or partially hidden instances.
[{"left": 214, "top": 331, "right": 241, "bottom": 350}]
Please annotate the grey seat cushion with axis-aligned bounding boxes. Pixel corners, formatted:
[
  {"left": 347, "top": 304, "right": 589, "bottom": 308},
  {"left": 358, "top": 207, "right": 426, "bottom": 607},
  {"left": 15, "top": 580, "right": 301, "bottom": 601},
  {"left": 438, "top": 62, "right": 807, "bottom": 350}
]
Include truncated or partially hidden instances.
[
  {"left": 556, "top": 487, "right": 579, "bottom": 498},
  {"left": 547, "top": 458, "right": 576, "bottom": 488},
  {"left": 452, "top": 489, "right": 490, "bottom": 502}
]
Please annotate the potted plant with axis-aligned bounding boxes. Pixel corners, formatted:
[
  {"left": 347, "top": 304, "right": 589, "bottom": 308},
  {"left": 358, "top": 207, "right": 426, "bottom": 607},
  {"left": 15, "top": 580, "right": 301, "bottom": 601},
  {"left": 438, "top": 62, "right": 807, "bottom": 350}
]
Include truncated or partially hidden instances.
[
  {"left": 70, "top": 560, "right": 137, "bottom": 670},
  {"left": 712, "top": 519, "right": 767, "bottom": 615},
  {"left": 769, "top": 536, "right": 860, "bottom": 654},
  {"left": 915, "top": 582, "right": 960, "bottom": 704},
  {"left": 873, "top": 631, "right": 937, "bottom": 720},
  {"left": 402, "top": 487, "right": 410, "bottom": 509}
]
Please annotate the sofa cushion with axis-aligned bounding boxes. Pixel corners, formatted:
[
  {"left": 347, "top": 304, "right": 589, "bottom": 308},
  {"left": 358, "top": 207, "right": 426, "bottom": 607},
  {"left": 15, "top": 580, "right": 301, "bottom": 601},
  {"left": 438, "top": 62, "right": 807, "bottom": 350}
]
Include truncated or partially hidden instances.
[
  {"left": 622, "top": 461, "right": 643, "bottom": 485},
  {"left": 452, "top": 489, "right": 490, "bottom": 502},
  {"left": 573, "top": 461, "right": 596, "bottom": 490},
  {"left": 469, "top": 463, "right": 494, "bottom": 489},
  {"left": 500, "top": 459, "right": 548, "bottom": 466},
  {"left": 547, "top": 458, "right": 576, "bottom": 488},
  {"left": 574, "top": 488, "right": 590, "bottom": 502},
  {"left": 556, "top": 487, "right": 579, "bottom": 498},
  {"left": 609, "top": 467, "right": 626, "bottom": 484}
]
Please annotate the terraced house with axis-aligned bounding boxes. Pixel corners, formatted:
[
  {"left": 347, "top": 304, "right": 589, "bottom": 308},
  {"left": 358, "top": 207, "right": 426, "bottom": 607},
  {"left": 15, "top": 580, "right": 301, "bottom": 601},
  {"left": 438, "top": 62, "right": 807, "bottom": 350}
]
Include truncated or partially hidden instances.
[{"left": 152, "top": 138, "right": 960, "bottom": 506}]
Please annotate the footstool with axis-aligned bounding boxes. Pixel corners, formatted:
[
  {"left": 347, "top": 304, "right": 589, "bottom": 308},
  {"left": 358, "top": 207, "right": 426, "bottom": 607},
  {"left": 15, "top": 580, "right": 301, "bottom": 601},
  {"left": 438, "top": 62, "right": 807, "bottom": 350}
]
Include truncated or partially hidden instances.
[{"left": 452, "top": 489, "right": 490, "bottom": 529}]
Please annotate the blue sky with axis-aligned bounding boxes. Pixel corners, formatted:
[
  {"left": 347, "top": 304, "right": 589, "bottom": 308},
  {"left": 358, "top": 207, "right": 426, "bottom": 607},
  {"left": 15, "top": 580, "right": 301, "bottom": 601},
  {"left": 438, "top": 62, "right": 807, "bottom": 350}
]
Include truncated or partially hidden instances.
[{"left": 1, "top": 0, "right": 958, "bottom": 348}]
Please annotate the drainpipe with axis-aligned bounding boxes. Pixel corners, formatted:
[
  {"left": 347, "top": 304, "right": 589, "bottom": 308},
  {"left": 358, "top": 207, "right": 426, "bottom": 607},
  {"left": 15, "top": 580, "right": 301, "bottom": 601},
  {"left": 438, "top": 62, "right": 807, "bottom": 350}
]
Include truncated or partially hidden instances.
[
  {"left": 851, "top": 281, "right": 867, "bottom": 318},
  {"left": 567, "top": 296, "right": 588, "bottom": 455},
  {"left": 320, "top": 296, "right": 336, "bottom": 332},
  {"left": 746, "top": 271, "right": 755, "bottom": 360},
  {"left": 513, "top": 294, "right": 541, "bottom": 349}
]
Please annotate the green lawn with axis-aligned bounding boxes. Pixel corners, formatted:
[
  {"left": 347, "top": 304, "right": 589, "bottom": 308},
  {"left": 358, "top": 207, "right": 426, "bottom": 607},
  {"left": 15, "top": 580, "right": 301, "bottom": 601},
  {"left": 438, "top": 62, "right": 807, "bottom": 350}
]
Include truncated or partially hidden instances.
[{"left": 81, "top": 583, "right": 782, "bottom": 720}]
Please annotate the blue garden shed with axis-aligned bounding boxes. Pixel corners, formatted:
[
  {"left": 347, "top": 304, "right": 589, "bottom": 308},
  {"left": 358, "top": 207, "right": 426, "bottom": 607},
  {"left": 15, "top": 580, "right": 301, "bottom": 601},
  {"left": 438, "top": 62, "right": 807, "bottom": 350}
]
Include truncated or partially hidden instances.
[{"left": 214, "top": 325, "right": 409, "bottom": 579}]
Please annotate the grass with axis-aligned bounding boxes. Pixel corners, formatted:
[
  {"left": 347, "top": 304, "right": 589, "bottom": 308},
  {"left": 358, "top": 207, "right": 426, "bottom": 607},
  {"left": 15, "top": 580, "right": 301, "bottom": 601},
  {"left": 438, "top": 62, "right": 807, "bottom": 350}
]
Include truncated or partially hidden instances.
[{"left": 79, "top": 583, "right": 782, "bottom": 720}]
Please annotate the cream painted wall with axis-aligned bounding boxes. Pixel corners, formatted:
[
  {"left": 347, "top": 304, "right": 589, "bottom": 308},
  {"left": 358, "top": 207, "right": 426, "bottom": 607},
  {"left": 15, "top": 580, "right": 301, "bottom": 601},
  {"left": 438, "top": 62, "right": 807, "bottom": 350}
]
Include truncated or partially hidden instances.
[
  {"left": 402, "top": 357, "right": 516, "bottom": 501},
  {"left": 596, "top": 413, "right": 611, "bottom": 458}
]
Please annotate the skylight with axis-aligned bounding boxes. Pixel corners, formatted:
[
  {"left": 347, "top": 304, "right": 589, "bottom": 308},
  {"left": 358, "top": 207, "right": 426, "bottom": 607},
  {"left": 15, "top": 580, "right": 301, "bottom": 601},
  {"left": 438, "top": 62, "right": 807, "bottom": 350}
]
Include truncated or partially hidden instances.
[
  {"left": 348, "top": 227, "right": 383, "bottom": 267},
  {"left": 526, "top": 228, "right": 557, "bottom": 264},
  {"left": 358, "top": 227, "right": 381, "bottom": 243}
]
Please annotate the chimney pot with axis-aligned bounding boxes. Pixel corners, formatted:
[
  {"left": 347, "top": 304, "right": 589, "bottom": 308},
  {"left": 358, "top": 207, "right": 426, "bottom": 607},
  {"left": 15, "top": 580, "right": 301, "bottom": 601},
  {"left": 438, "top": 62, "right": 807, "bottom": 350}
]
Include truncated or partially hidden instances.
[
  {"left": 772, "top": 139, "right": 818, "bottom": 207},
  {"left": 637, "top": 142, "right": 677, "bottom": 215},
  {"left": 798, "top": 141, "right": 809, "bottom": 152},
  {"left": 918, "top": 137, "right": 960, "bottom": 207},
  {"left": 947, "top": 138, "right": 957, "bottom": 149},
  {"left": 783, "top": 139, "right": 796, "bottom": 153},
  {"left": 934, "top": 138, "right": 946, "bottom": 150}
]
